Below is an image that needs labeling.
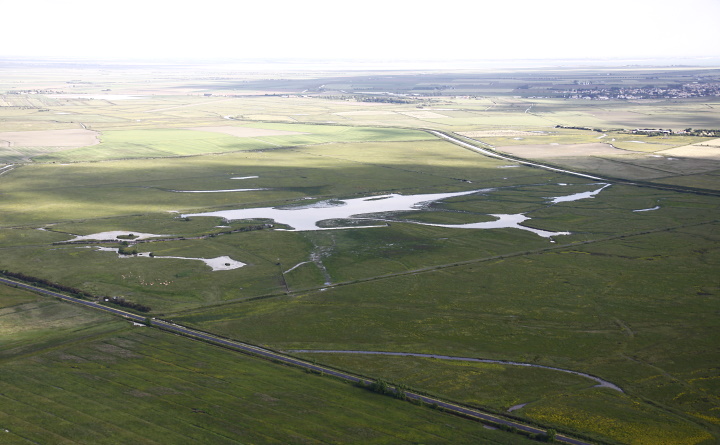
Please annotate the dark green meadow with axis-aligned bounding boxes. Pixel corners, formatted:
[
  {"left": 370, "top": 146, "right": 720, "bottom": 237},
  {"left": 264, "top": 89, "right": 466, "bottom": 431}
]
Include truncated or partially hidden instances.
[
  {"left": 0, "top": 285, "right": 121, "bottom": 361},
  {"left": 0, "top": 317, "right": 533, "bottom": 445}
]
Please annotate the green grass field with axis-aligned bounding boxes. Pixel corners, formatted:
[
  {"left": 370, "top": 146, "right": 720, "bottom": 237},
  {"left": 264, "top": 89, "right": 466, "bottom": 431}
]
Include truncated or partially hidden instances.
[
  {"left": 32, "top": 124, "right": 432, "bottom": 163},
  {"left": 0, "top": 313, "right": 535, "bottom": 444}
]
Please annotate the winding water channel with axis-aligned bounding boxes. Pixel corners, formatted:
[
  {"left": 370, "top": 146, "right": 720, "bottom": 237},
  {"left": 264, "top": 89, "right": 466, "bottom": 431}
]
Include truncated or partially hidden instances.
[{"left": 290, "top": 350, "right": 623, "bottom": 392}]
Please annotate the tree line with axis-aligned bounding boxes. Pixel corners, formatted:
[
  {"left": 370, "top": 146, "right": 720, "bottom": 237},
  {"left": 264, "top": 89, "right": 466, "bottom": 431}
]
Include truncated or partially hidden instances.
[
  {"left": 1, "top": 269, "right": 151, "bottom": 313},
  {"left": 102, "top": 296, "right": 151, "bottom": 312},
  {"left": 1, "top": 270, "right": 94, "bottom": 299}
]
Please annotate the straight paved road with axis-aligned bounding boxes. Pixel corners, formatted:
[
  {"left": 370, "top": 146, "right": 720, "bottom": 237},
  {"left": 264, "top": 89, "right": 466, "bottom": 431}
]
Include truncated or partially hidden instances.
[
  {"left": 431, "top": 129, "right": 720, "bottom": 198},
  {"left": 428, "top": 130, "right": 606, "bottom": 181},
  {"left": 0, "top": 276, "right": 596, "bottom": 444}
]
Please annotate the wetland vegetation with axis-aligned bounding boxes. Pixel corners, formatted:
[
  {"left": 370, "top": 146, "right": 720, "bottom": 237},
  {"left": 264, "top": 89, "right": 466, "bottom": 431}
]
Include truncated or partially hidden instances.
[{"left": 1, "top": 61, "right": 718, "bottom": 444}]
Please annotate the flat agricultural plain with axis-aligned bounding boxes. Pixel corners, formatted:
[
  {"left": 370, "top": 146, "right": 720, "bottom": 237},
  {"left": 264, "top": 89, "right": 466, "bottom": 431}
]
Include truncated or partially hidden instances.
[
  {"left": 1, "top": 61, "right": 719, "bottom": 444},
  {"left": 0, "top": 128, "right": 99, "bottom": 147}
]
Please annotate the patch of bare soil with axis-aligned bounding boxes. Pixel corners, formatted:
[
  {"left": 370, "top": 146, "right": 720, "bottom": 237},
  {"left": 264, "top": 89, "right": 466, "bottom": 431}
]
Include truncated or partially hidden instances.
[
  {"left": 659, "top": 143, "right": 720, "bottom": 160},
  {"left": 186, "top": 126, "right": 307, "bottom": 137},
  {"left": 702, "top": 138, "right": 720, "bottom": 147},
  {"left": 0, "top": 129, "right": 99, "bottom": 147}
]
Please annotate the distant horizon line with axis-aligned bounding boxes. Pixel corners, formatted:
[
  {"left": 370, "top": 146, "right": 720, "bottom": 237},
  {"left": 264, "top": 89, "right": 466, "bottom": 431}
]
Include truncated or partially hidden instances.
[{"left": 2, "top": 55, "right": 719, "bottom": 71}]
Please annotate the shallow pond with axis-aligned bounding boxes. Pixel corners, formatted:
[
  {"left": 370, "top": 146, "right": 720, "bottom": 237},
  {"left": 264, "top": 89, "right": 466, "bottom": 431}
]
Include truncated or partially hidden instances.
[
  {"left": 70, "top": 231, "right": 169, "bottom": 242},
  {"left": 91, "top": 247, "right": 244, "bottom": 271},
  {"left": 547, "top": 183, "right": 610, "bottom": 204},
  {"left": 633, "top": 205, "right": 660, "bottom": 212},
  {"left": 183, "top": 184, "right": 610, "bottom": 237},
  {"left": 171, "top": 188, "right": 265, "bottom": 193}
]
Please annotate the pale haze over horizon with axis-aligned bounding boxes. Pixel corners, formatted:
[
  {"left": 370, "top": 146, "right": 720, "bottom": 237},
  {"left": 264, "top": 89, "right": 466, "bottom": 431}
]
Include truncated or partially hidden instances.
[{"left": 3, "top": 0, "right": 719, "bottom": 67}]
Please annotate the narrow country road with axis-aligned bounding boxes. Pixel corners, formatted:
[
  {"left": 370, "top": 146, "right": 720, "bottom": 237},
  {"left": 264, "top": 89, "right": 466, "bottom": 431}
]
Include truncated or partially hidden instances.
[{"left": 0, "top": 276, "right": 595, "bottom": 445}]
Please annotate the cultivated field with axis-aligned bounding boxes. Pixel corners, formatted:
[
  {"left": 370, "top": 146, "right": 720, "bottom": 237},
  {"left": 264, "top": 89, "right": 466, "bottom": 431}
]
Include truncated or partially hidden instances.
[
  {"left": 0, "top": 128, "right": 99, "bottom": 147},
  {"left": 1, "top": 61, "right": 719, "bottom": 444}
]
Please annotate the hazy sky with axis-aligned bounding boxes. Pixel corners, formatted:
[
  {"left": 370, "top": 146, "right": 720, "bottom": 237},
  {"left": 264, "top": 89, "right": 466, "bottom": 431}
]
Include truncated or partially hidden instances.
[{"left": 3, "top": 0, "right": 719, "bottom": 64}]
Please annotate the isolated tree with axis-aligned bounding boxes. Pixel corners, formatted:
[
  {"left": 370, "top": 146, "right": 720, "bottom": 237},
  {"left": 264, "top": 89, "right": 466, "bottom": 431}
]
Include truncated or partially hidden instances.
[{"left": 545, "top": 429, "right": 557, "bottom": 442}]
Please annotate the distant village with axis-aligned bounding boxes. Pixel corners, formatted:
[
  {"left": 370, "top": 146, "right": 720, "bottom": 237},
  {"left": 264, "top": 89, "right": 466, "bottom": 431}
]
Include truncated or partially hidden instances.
[
  {"left": 547, "top": 82, "right": 720, "bottom": 100},
  {"left": 555, "top": 125, "right": 720, "bottom": 137}
]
